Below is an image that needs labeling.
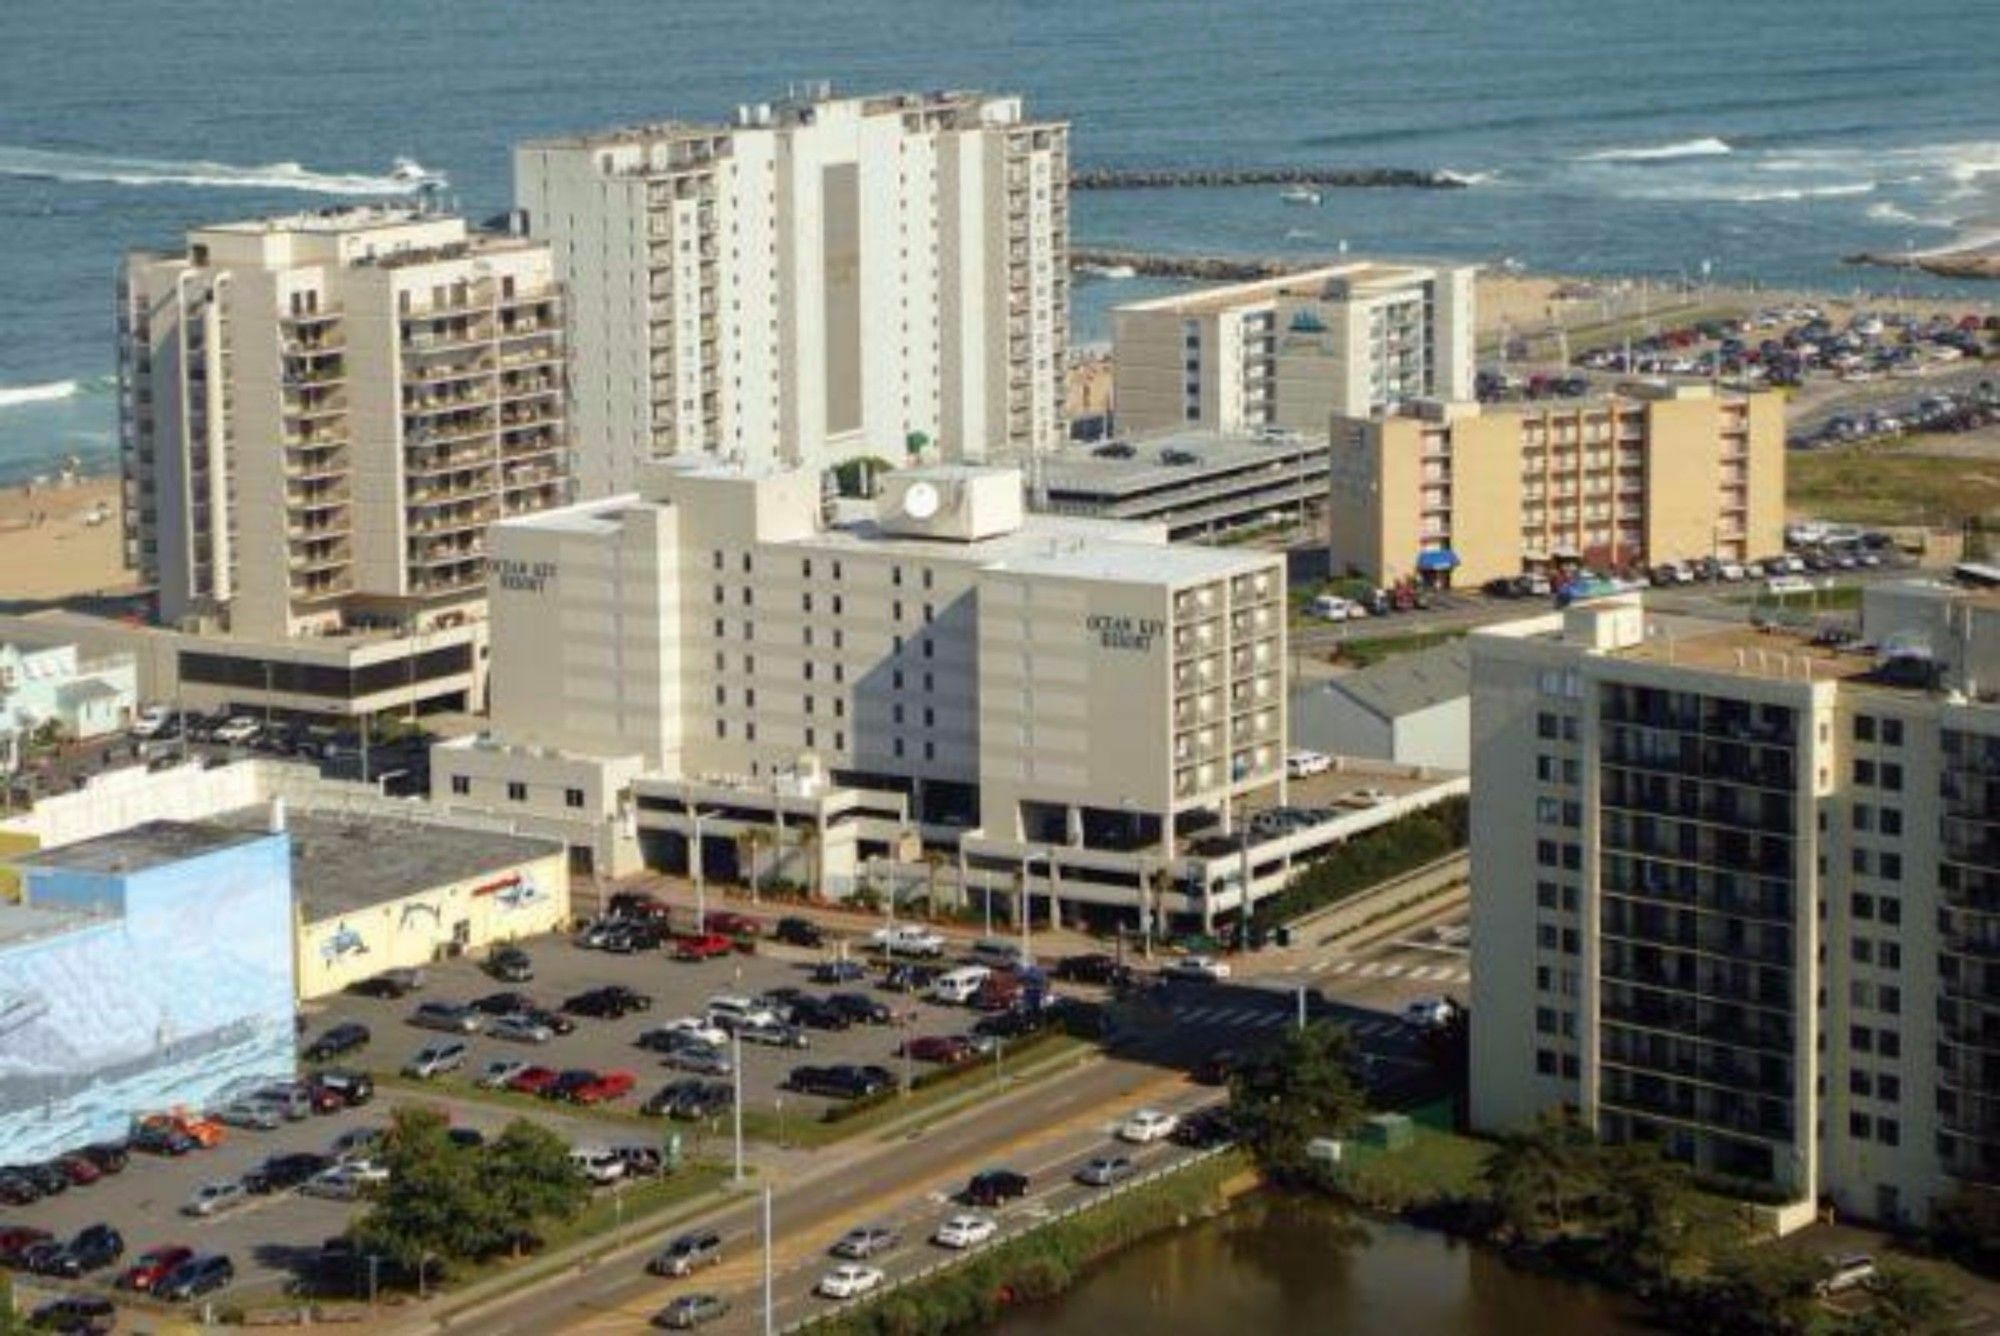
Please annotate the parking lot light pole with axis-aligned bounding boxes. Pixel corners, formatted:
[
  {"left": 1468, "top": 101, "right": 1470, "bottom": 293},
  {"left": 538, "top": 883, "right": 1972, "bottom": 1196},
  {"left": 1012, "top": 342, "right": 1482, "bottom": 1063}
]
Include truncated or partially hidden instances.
[
  {"left": 762, "top": 1183, "right": 776, "bottom": 1336},
  {"left": 731, "top": 1032, "right": 745, "bottom": 1184},
  {"left": 691, "top": 805, "right": 713, "bottom": 933},
  {"left": 1296, "top": 985, "right": 1308, "bottom": 1032}
]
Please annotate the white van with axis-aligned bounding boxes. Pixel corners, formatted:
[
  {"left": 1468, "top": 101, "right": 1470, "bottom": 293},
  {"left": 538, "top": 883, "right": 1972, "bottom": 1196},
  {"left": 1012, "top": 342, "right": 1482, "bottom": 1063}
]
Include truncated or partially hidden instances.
[{"left": 930, "top": 966, "right": 992, "bottom": 1005}]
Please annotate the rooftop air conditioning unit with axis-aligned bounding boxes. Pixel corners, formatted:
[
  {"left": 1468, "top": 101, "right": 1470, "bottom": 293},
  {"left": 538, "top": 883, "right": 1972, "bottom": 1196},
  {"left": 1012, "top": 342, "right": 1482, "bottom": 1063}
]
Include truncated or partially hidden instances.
[{"left": 876, "top": 467, "right": 1024, "bottom": 542}]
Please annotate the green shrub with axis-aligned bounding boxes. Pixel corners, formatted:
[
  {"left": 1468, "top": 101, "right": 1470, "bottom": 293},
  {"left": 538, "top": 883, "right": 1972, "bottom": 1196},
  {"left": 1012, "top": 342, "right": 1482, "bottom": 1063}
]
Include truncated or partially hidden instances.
[{"left": 1252, "top": 797, "right": 1468, "bottom": 929}]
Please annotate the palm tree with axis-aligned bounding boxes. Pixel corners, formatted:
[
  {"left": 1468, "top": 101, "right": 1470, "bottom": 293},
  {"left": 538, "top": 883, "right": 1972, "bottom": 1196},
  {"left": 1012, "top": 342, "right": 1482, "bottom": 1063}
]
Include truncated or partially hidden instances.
[
  {"left": 798, "top": 821, "right": 822, "bottom": 901},
  {"left": 736, "top": 829, "right": 771, "bottom": 897},
  {"left": 923, "top": 847, "right": 953, "bottom": 915}
]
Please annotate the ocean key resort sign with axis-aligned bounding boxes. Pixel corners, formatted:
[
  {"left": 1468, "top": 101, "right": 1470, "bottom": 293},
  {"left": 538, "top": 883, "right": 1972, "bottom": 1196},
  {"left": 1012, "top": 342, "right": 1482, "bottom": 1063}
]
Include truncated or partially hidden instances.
[
  {"left": 494, "top": 559, "right": 557, "bottom": 594},
  {"left": 1087, "top": 614, "right": 1164, "bottom": 652}
]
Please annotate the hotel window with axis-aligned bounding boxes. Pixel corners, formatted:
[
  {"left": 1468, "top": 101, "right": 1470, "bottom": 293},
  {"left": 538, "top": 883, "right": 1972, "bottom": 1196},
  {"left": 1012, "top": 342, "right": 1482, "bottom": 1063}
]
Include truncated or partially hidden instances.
[
  {"left": 741, "top": 553, "right": 753, "bottom": 574},
  {"left": 742, "top": 587, "right": 753, "bottom": 607},
  {"left": 712, "top": 550, "right": 724, "bottom": 571},
  {"left": 746, "top": 722, "right": 757, "bottom": 741},
  {"left": 714, "top": 618, "right": 726, "bottom": 638},
  {"left": 832, "top": 596, "right": 844, "bottom": 615},
  {"left": 805, "top": 728, "right": 815, "bottom": 748},
  {"left": 835, "top": 731, "right": 845, "bottom": 750},
  {"left": 1853, "top": 758, "right": 1876, "bottom": 785},
  {"left": 714, "top": 685, "right": 726, "bottom": 706},
  {"left": 1880, "top": 762, "right": 1903, "bottom": 792},
  {"left": 803, "top": 592, "right": 814, "bottom": 612},
  {"left": 1880, "top": 807, "right": 1902, "bottom": 837},
  {"left": 450, "top": 775, "right": 470, "bottom": 796},
  {"left": 923, "top": 707, "right": 935, "bottom": 727},
  {"left": 506, "top": 781, "right": 527, "bottom": 802},
  {"left": 713, "top": 584, "right": 725, "bottom": 604},
  {"left": 1854, "top": 715, "right": 1876, "bottom": 743},
  {"left": 893, "top": 601, "right": 903, "bottom": 621},
  {"left": 923, "top": 741, "right": 936, "bottom": 761},
  {"left": 1882, "top": 718, "right": 1904, "bottom": 747},
  {"left": 892, "top": 566, "right": 903, "bottom": 588},
  {"left": 922, "top": 569, "right": 934, "bottom": 590},
  {"left": 832, "top": 561, "right": 842, "bottom": 580},
  {"left": 893, "top": 704, "right": 905, "bottom": 725},
  {"left": 801, "top": 559, "right": 812, "bottom": 579},
  {"left": 893, "top": 738, "right": 905, "bottom": 758},
  {"left": 565, "top": 788, "right": 584, "bottom": 810}
]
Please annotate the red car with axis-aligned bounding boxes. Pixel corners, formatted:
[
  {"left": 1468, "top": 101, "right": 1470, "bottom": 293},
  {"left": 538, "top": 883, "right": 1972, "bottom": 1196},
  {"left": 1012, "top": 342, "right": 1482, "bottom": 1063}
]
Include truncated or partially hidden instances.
[
  {"left": 0, "top": 1227, "right": 52, "bottom": 1266},
  {"left": 899, "top": 1035, "right": 974, "bottom": 1064},
  {"left": 702, "top": 911, "right": 763, "bottom": 939},
  {"left": 569, "top": 1070, "right": 636, "bottom": 1105},
  {"left": 118, "top": 1244, "right": 194, "bottom": 1292},
  {"left": 57, "top": 1154, "right": 103, "bottom": 1186},
  {"left": 672, "top": 933, "right": 735, "bottom": 962},
  {"left": 506, "top": 1065, "right": 563, "bottom": 1097}
]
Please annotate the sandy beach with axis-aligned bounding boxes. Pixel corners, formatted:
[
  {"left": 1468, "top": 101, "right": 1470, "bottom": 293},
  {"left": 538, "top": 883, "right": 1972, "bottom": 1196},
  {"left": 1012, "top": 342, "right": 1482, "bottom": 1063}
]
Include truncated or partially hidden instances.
[{"left": 0, "top": 473, "right": 132, "bottom": 602}]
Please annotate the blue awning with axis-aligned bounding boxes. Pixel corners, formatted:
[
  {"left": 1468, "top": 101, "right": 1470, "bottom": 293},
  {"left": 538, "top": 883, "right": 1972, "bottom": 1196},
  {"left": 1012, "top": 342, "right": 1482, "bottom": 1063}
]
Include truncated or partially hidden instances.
[{"left": 1416, "top": 549, "right": 1460, "bottom": 572}]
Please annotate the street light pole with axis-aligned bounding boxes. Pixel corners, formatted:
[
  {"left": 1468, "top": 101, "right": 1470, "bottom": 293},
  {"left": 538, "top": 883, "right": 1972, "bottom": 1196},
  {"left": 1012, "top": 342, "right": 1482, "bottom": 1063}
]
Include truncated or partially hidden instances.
[
  {"left": 731, "top": 1032, "right": 744, "bottom": 1184},
  {"left": 691, "top": 806, "right": 708, "bottom": 933},
  {"left": 761, "top": 1183, "right": 776, "bottom": 1336}
]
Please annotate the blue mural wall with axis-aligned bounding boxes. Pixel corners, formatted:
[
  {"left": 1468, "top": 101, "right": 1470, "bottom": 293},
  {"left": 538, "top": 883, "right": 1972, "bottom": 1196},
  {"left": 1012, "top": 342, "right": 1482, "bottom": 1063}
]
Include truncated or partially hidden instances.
[{"left": 0, "top": 833, "right": 297, "bottom": 1160}]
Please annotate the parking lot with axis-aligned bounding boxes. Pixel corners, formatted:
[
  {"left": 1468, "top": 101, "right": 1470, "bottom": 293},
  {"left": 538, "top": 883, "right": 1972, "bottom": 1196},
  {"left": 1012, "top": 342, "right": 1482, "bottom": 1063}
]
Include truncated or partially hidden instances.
[{"left": 306, "top": 923, "right": 1064, "bottom": 1145}]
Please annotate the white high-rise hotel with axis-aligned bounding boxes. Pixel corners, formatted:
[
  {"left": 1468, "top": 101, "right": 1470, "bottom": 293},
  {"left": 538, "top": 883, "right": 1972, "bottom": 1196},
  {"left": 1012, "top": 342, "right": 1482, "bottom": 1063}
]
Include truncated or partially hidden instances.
[{"left": 517, "top": 85, "right": 1070, "bottom": 495}]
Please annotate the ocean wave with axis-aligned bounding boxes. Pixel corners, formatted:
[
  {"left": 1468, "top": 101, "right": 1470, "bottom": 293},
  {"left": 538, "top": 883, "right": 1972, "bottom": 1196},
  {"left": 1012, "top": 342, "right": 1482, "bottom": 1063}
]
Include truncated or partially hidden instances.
[
  {"left": 1865, "top": 202, "right": 1954, "bottom": 229},
  {"left": 1437, "top": 169, "right": 1498, "bottom": 186},
  {"left": 0, "top": 146, "right": 428, "bottom": 196},
  {"left": 1577, "top": 137, "right": 1733, "bottom": 162}
]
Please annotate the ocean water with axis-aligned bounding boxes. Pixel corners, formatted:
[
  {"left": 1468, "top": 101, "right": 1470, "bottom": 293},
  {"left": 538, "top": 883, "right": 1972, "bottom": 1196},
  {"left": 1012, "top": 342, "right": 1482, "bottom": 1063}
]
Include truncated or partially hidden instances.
[{"left": 2, "top": 0, "right": 1995, "bottom": 480}]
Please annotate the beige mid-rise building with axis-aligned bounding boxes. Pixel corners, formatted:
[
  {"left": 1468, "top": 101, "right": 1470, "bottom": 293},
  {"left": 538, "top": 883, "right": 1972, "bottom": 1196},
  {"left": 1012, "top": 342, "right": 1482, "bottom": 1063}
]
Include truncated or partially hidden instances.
[
  {"left": 1327, "top": 383, "right": 1783, "bottom": 588},
  {"left": 119, "top": 207, "right": 569, "bottom": 638},
  {"left": 1469, "top": 580, "right": 2000, "bottom": 1228},
  {"left": 1112, "top": 262, "right": 1475, "bottom": 438},
  {"left": 516, "top": 86, "right": 1069, "bottom": 494}
]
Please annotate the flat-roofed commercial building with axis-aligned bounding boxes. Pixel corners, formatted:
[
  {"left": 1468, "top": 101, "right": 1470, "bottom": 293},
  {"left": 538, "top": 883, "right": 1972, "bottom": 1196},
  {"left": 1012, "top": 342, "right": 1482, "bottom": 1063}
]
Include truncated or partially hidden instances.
[
  {"left": 1327, "top": 383, "right": 1784, "bottom": 588},
  {"left": 516, "top": 86, "right": 1068, "bottom": 493},
  {"left": 1112, "top": 262, "right": 1475, "bottom": 438},
  {"left": 1031, "top": 430, "right": 1326, "bottom": 542},
  {"left": 120, "top": 207, "right": 569, "bottom": 640},
  {"left": 1468, "top": 581, "right": 2000, "bottom": 1229},
  {"left": 434, "top": 462, "right": 1289, "bottom": 930}
]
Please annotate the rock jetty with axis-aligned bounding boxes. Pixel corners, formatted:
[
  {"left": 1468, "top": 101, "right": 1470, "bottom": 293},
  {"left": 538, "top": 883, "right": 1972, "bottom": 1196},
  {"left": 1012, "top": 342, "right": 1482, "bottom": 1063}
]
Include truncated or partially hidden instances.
[
  {"left": 1070, "top": 249, "right": 1301, "bottom": 281},
  {"left": 1068, "top": 166, "right": 1465, "bottom": 191},
  {"left": 1843, "top": 248, "right": 2000, "bottom": 282}
]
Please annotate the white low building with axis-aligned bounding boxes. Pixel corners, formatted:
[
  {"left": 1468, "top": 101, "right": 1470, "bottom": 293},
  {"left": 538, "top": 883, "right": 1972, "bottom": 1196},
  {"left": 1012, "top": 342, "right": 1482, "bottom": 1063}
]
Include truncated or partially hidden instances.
[
  {"left": 1, "top": 641, "right": 137, "bottom": 772},
  {"left": 1290, "top": 639, "right": 1470, "bottom": 772}
]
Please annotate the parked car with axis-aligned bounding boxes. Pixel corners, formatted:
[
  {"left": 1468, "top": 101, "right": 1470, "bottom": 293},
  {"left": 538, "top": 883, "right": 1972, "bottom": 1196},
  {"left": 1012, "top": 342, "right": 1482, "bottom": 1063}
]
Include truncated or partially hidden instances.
[
  {"left": 831, "top": 1225, "right": 900, "bottom": 1260},
  {"left": 155, "top": 1253, "right": 235, "bottom": 1301},
  {"left": 569, "top": 1148, "right": 626, "bottom": 1186},
  {"left": 211, "top": 1100, "right": 282, "bottom": 1132},
  {"left": 488, "top": 1014, "right": 556, "bottom": 1044},
  {"left": 1160, "top": 956, "right": 1230, "bottom": 983},
  {"left": 506, "top": 1065, "right": 563, "bottom": 1097},
  {"left": 1816, "top": 1253, "right": 1879, "bottom": 1296},
  {"left": 900, "top": 1034, "right": 974, "bottom": 1064},
  {"left": 484, "top": 945, "right": 534, "bottom": 982},
  {"left": 347, "top": 968, "right": 424, "bottom": 998},
  {"left": 817, "top": 1263, "right": 885, "bottom": 1299},
  {"left": 54, "top": 1153, "right": 102, "bottom": 1187},
  {"left": 307, "top": 1069, "right": 374, "bottom": 1109},
  {"left": 703, "top": 911, "right": 763, "bottom": 938},
  {"left": 568, "top": 1070, "right": 638, "bottom": 1105},
  {"left": 655, "top": 1294, "right": 730, "bottom": 1329},
  {"left": 1054, "top": 953, "right": 1123, "bottom": 985},
  {"left": 643, "top": 1017, "right": 730, "bottom": 1049},
  {"left": 409, "top": 1001, "right": 483, "bottom": 1034},
  {"left": 1173, "top": 1107, "right": 1238, "bottom": 1149},
  {"left": 810, "top": 959, "right": 869, "bottom": 985},
  {"left": 609, "top": 891, "right": 672, "bottom": 921},
  {"left": 963, "top": 1169, "right": 1030, "bottom": 1207},
  {"left": 1285, "top": 749, "right": 1333, "bottom": 778},
  {"left": 73, "top": 1144, "right": 128, "bottom": 1176},
  {"left": 29, "top": 1292, "right": 117, "bottom": 1332},
  {"left": 786, "top": 1065, "right": 894, "bottom": 1100},
  {"left": 931, "top": 1214, "right": 997, "bottom": 1249},
  {"left": 329, "top": 1127, "right": 384, "bottom": 1161},
  {"left": 788, "top": 997, "right": 853, "bottom": 1031},
  {"left": 244, "top": 1152, "right": 333, "bottom": 1194},
  {"left": 565, "top": 986, "right": 654, "bottom": 1019},
  {"left": 303, "top": 1021, "right": 371, "bottom": 1062},
  {"left": 302, "top": 1161, "right": 388, "bottom": 1201},
  {"left": 643, "top": 1080, "right": 733, "bottom": 1120},
  {"left": 648, "top": 1229, "right": 725, "bottom": 1277},
  {"left": 402, "top": 1039, "right": 469, "bottom": 1079},
  {"left": 182, "top": 1180, "right": 248, "bottom": 1217},
  {"left": 128, "top": 1122, "right": 199, "bottom": 1157},
  {"left": 673, "top": 933, "right": 736, "bottom": 962},
  {"left": 34, "top": 1223, "right": 123, "bottom": 1278},
  {"left": 774, "top": 916, "right": 825, "bottom": 948},
  {"left": 879, "top": 962, "right": 941, "bottom": 994},
  {"left": 110, "top": 1245, "right": 188, "bottom": 1292},
  {"left": 471, "top": 990, "right": 540, "bottom": 1017},
  {"left": 212, "top": 716, "right": 261, "bottom": 745},
  {"left": 0, "top": 1227, "right": 52, "bottom": 1266},
  {"left": 870, "top": 925, "right": 946, "bottom": 958},
  {"left": 703, "top": 994, "right": 778, "bottom": 1031},
  {"left": 825, "top": 992, "right": 892, "bottom": 1025},
  {"left": 1400, "top": 996, "right": 1455, "bottom": 1029},
  {"left": 662, "top": 1043, "right": 733, "bottom": 1077},
  {"left": 736, "top": 1018, "right": 809, "bottom": 1049},
  {"left": 1118, "top": 1109, "right": 1179, "bottom": 1144}
]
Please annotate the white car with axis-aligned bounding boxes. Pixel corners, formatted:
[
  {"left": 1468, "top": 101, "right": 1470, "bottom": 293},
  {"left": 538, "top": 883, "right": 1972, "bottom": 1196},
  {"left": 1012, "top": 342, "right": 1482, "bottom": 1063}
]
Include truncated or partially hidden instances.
[
  {"left": 932, "top": 1214, "right": 997, "bottom": 1249},
  {"left": 1308, "top": 593, "right": 1360, "bottom": 622},
  {"left": 478, "top": 1059, "right": 531, "bottom": 1090},
  {"left": 303, "top": 1160, "right": 389, "bottom": 1201},
  {"left": 569, "top": 1148, "right": 626, "bottom": 1186},
  {"left": 128, "top": 705, "right": 170, "bottom": 738},
  {"left": 1401, "top": 996, "right": 1455, "bottom": 1029},
  {"left": 212, "top": 715, "right": 261, "bottom": 745},
  {"left": 1118, "top": 1108, "right": 1180, "bottom": 1144},
  {"left": 1284, "top": 749, "right": 1332, "bottom": 779},
  {"left": 870, "top": 924, "right": 946, "bottom": 958},
  {"left": 182, "top": 1180, "right": 248, "bottom": 1217},
  {"left": 1161, "top": 955, "right": 1230, "bottom": 983},
  {"left": 652, "top": 1016, "right": 729, "bottom": 1049},
  {"left": 816, "top": 1263, "right": 886, "bottom": 1299}
]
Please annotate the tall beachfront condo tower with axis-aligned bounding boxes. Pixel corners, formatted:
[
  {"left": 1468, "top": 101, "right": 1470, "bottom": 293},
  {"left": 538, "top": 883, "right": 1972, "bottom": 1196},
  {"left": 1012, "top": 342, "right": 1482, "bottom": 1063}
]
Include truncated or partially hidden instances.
[
  {"left": 1468, "top": 580, "right": 2000, "bottom": 1229},
  {"left": 516, "top": 85, "right": 1069, "bottom": 495},
  {"left": 119, "top": 208, "right": 570, "bottom": 637}
]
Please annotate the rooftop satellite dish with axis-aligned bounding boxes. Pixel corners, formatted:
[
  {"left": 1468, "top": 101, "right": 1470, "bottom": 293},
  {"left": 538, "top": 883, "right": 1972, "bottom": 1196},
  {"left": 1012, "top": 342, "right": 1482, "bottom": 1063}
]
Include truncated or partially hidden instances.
[{"left": 903, "top": 481, "right": 941, "bottom": 520}]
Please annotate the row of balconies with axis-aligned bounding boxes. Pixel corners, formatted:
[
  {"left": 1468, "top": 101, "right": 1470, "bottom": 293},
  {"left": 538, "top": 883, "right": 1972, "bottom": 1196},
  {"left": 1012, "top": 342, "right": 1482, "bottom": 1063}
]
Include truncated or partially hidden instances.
[
  {"left": 1599, "top": 988, "right": 1794, "bottom": 1053},
  {"left": 1598, "top": 1072, "right": 1795, "bottom": 1142},
  {"left": 1599, "top": 1031, "right": 1794, "bottom": 1100}
]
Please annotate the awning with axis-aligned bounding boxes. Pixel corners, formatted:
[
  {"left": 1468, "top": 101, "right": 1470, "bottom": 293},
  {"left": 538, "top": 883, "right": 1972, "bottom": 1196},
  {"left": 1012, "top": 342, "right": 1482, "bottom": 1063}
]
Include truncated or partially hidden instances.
[{"left": 1416, "top": 549, "right": 1460, "bottom": 572}]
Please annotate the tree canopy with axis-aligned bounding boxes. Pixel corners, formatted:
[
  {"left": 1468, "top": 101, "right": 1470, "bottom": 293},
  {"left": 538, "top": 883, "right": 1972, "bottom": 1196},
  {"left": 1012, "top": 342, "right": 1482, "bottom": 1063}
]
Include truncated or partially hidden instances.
[{"left": 1227, "top": 1020, "right": 1367, "bottom": 1184}]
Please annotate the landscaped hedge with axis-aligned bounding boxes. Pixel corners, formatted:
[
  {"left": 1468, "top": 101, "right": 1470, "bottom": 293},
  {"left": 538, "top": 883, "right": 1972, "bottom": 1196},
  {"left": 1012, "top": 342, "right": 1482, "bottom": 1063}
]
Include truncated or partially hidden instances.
[
  {"left": 1251, "top": 796, "right": 1468, "bottom": 930},
  {"left": 815, "top": 1150, "right": 1247, "bottom": 1335}
]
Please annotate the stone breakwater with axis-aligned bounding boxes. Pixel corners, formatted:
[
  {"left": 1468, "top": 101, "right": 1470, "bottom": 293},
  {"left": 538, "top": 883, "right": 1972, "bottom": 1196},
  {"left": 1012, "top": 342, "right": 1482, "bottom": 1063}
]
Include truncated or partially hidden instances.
[
  {"left": 1071, "top": 249, "right": 1301, "bottom": 281},
  {"left": 1068, "top": 166, "right": 1467, "bottom": 191},
  {"left": 1844, "top": 249, "right": 2000, "bottom": 282}
]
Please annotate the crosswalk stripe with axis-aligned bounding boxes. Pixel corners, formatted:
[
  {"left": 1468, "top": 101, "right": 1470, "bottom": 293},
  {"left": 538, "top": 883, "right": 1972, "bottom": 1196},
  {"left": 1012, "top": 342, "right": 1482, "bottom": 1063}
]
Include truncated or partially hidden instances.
[
  {"left": 1354, "top": 961, "right": 1383, "bottom": 977},
  {"left": 1308, "top": 959, "right": 1331, "bottom": 973},
  {"left": 1380, "top": 962, "right": 1407, "bottom": 978},
  {"left": 1329, "top": 958, "right": 1358, "bottom": 974}
]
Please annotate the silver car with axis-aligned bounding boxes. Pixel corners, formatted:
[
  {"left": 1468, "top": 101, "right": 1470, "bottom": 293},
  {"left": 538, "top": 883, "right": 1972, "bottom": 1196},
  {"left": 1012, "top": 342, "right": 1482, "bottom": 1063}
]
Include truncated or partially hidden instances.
[
  {"left": 403, "top": 1039, "right": 468, "bottom": 1079},
  {"left": 487, "top": 1014, "right": 555, "bottom": 1045}
]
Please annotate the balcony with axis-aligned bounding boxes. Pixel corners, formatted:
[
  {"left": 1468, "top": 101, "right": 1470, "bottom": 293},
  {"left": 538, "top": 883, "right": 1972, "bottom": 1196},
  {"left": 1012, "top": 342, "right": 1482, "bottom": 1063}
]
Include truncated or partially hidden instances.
[
  {"left": 288, "top": 541, "right": 352, "bottom": 574},
  {"left": 408, "top": 504, "right": 496, "bottom": 536},
  {"left": 282, "top": 392, "right": 347, "bottom": 421},
  {"left": 291, "top": 571, "right": 354, "bottom": 603}
]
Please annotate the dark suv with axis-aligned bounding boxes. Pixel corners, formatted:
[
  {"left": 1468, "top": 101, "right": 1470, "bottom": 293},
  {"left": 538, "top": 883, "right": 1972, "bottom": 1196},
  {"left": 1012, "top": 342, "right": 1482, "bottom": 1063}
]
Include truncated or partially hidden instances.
[
  {"left": 157, "top": 1253, "right": 235, "bottom": 1301},
  {"left": 303, "top": 1021, "right": 371, "bottom": 1062},
  {"left": 563, "top": 986, "right": 653, "bottom": 1019},
  {"left": 774, "top": 916, "right": 825, "bottom": 948},
  {"left": 786, "top": 1064, "right": 894, "bottom": 1100},
  {"left": 485, "top": 946, "right": 534, "bottom": 982},
  {"left": 964, "top": 1169, "right": 1030, "bottom": 1207}
]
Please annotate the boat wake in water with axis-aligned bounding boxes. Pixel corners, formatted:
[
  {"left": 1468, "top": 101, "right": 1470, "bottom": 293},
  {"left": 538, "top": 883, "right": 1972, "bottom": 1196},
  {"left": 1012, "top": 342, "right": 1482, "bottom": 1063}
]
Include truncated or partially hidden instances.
[{"left": 0, "top": 145, "right": 431, "bottom": 196}]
